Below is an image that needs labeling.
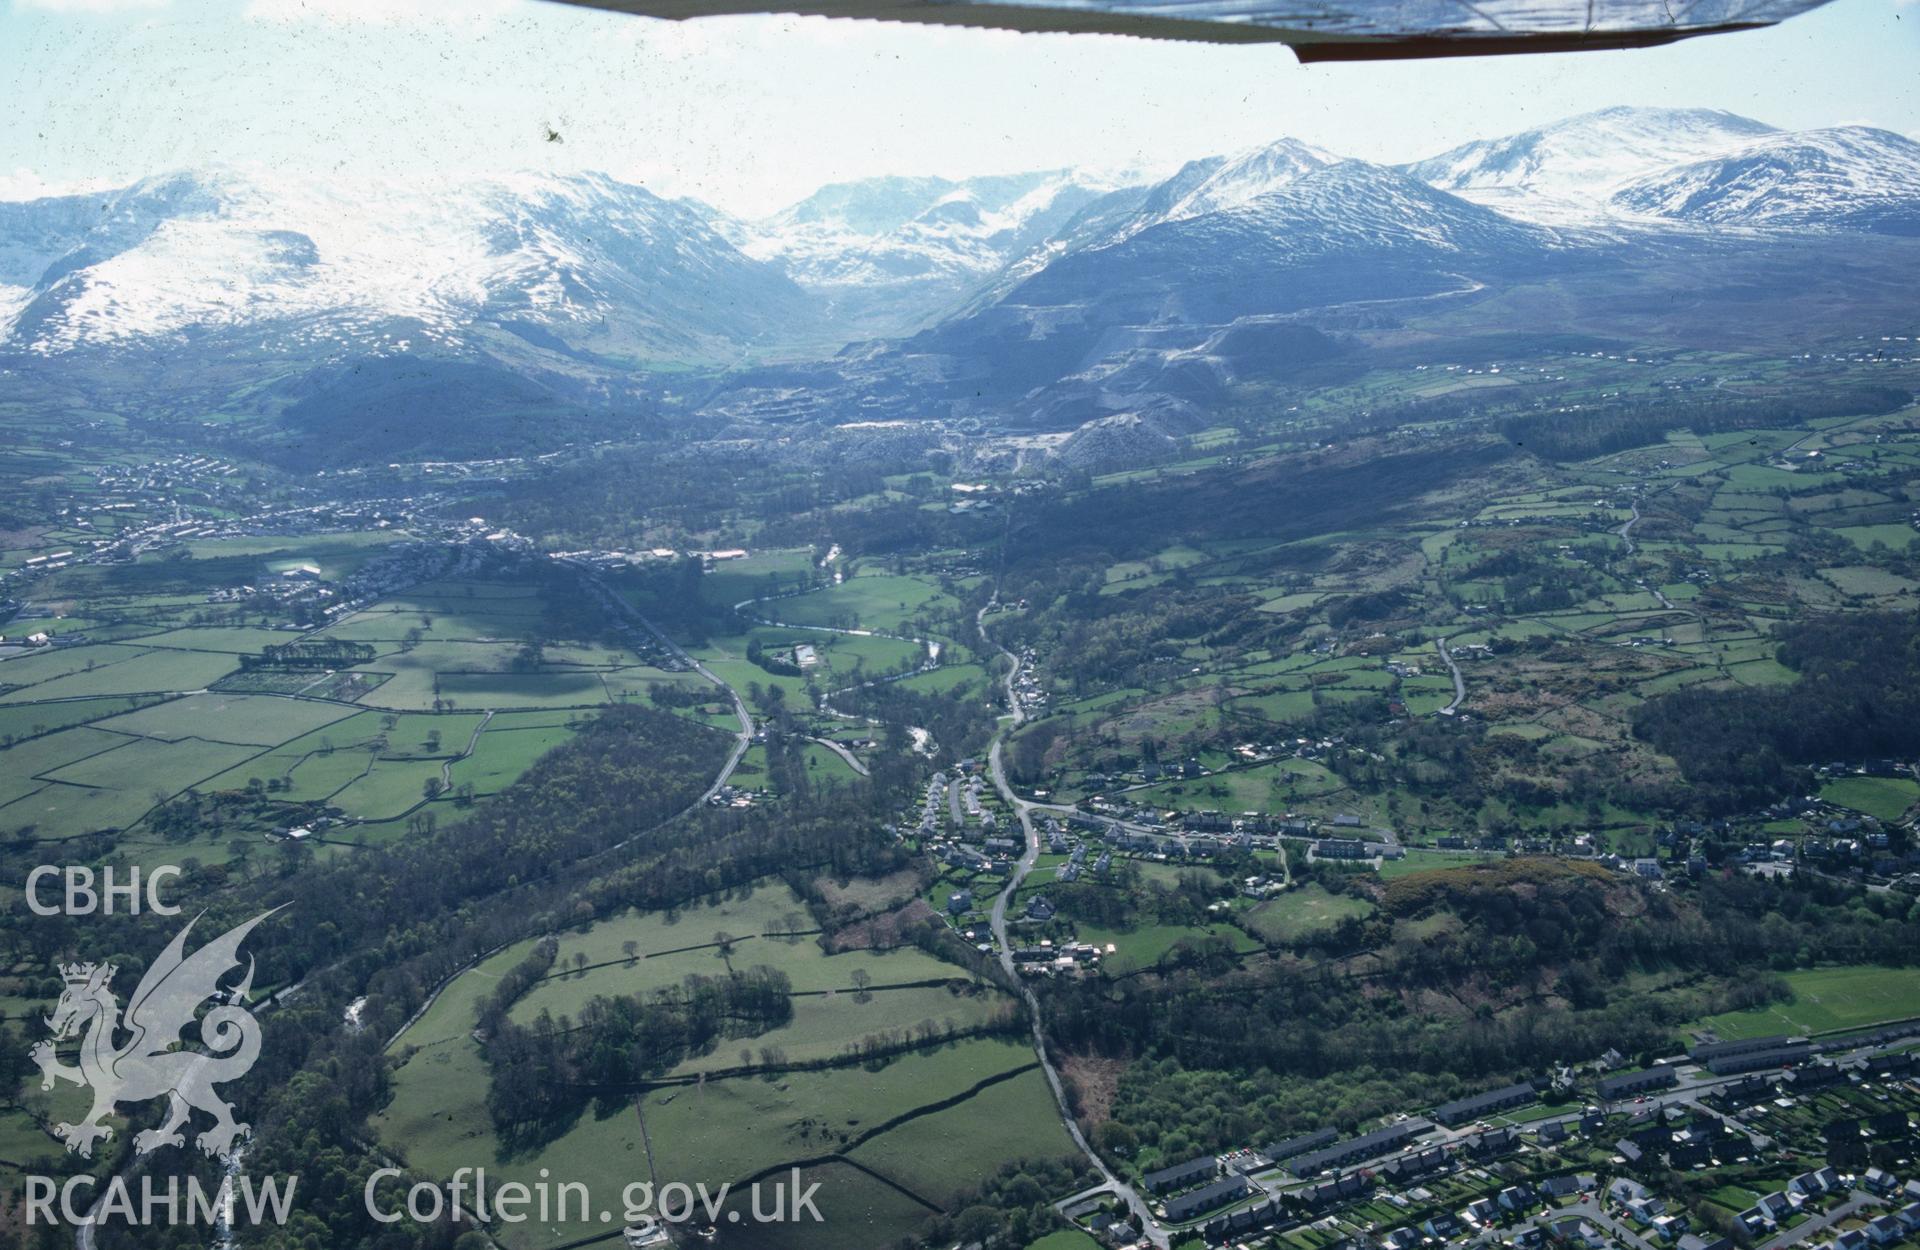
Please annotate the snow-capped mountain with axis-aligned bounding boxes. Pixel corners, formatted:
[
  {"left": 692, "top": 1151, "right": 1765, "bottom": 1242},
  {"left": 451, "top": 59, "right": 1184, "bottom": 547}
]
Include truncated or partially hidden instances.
[
  {"left": 0, "top": 168, "right": 812, "bottom": 363},
  {"left": 956, "top": 138, "right": 1344, "bottom": 316},
  {"left": 738, "top": 168, "right": 1154, "bottom": 338},
  {"left": 1010, "top": 159, "right": 1560, "bottom": 320},
  {"left": 1403, "top": 106, "right": 1781, "bottom": 221},
  {"left": 888, "top": 159, "right": 1568, "bottom": 411},
  {"left": 1108, "top": 138, "right": 1342, "bottom": 238},
  {"left": 6, "top": 104, "right": 1919, "bottom": 450},
  {"left": 1610, "top": 127, "right": 1920, "bottom": 234}
]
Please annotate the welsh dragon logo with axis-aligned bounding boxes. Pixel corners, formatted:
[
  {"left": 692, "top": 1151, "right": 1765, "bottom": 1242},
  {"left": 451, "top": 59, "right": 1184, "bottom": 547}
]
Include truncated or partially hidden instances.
[{"left": 30, "top": 909, "right": 280, "bottom": 1160}]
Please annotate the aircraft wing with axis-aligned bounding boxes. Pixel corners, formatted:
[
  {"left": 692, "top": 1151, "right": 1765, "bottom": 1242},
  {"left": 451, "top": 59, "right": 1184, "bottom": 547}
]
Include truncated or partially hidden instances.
[{"left": 544, "top": 0, "right": 1834, "bottom": 59}]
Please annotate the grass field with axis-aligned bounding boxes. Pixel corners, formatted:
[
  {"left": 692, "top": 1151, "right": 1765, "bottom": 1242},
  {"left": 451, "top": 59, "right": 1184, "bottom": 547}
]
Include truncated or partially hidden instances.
[
  {"left": 93, "top": 692, "right": 355, "bottom": 745},
  {"left": 798, "top": 740, "right": 864, "bottom": 784},
  {"left": 696, "top": 547, "right": 820, "bottom": 607},
  {"left": 396, "top": 880, "right": 1007, "bottom": 1051},
  {"left": 1698, "top": 965, "right": 1920, "bottom": 1039},
  {"left": 1834, "top": 524, "right": 1920, "bottom": 552},
  {"left": 0, "top": 567, "right": 677, "bottom": 847},
  {"left": 1376, "top": 849, "right": 1504, "bottom": 879},
  {"left": 1075, "top": 921, "right": 1261, "bottom": 973},
  {"left": 844, "top": 1065, "right": 1078, "bottom": 1204},
  {"left": 1820, "top": 775, "right": 1920, "bottom": 823},
  {"left": 1027, "top": 1233, "right": 1103, "bottom": 1250},
  {"left": 0, "top": 728, "right": 261, "bottom": 837},
  {"left": 645, "top": 1038, "right": 1040, "bottom": 1190},
  {"left": 447, "top": 723, "right": 578, "bottom": 793},
  {"left": 706, "top": 1162, "right": 934, "bottom": 1250},
  {"left": 514, "top": 934, "right": 964, "bottom": 1026},
  {"left": 0, "top": 695, "right": 159, "bottom": 745},
  {"left": 1128, "top": 757, "right": 1346, "bottom": 813},
  {"left": 1242, "top": 884, "right": 1375, "bottom": 943},
  {"left": 0, "top": 644, "right": 238, "bottom": 702},
  {"left": 377, "top": 878, "right": 1042, "bottom": 1250},
  {"left": 761, "top": 574, "right": 955, "bottom": 635},
  {"left": 674, "top": 984, "right": 1011, "bottom": 1074}
]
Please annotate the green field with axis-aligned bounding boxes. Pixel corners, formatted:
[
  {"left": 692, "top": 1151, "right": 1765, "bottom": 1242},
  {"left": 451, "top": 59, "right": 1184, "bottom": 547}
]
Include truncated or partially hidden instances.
[
  {"left": 1028, "top": 1233, "right": 1104, "bottom": 1250},
  {"left": 1242, "top": 883, "right": 1375, "bottom": 943},
  {"left": 447, "top": 723, "right": 579, "bottom": 794},
  {"left": 0, "top": 567, "right": 682, "bottom": 847},
  {"left": 1376, "top": 849, "right": 1505, "bottom": 879},
  {"left": 0, "top": 695, "right": 160, "bottom": 745},
  {"left": 1698, "top": 965, "right": 1920, "bottom": 1039},
  {"left": 706, "top": 1161, "right": 935, "bottom": 1250},
  {"left": 760, "top": 574, "right": 955, "bottom": 635},
  {"left": 0, "top": 644, "right": 238, "bottom": 703},
  {"left": 1076, "top": 921, "right": 1260, "bottom": 972},
  {"left": 377, "top": 876, "right": 1047, "bottom": 1250},
  {"left": 93, "top": 691, "right": 356, "bottom": 745},
  {"left": 844, "top": 1065, "right": 1077, "bottom": 1204},
  {"left": 1819, "top": 775, "right": 1920, "bottom": 822},
  {"left": 646, "top": 1038, "right": 1048, "bottom": 1193},
  {"left": 1129, "top": 757, "right": 1346, "bottom": 813},
  {"left": 1834, "top": 524, "right": 1920, "bottom": 552}
]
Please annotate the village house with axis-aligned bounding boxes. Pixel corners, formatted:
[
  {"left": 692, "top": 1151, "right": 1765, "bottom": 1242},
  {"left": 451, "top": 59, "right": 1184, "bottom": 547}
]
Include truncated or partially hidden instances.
[
  {"left": 1434, "top": 1080, "right": 1537, "bottom": 1127},
  {"left": 1142, "top": 1155, "right": 1218, "bottom": 1195}
]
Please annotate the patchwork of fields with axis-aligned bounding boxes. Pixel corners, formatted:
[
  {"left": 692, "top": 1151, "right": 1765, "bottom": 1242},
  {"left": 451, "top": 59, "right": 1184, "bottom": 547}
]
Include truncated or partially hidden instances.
[
  {"left": 0, "top": 543, "right": 715, "bottom": 864},
  {"left": 1013, "top": 402, "right": 1920, "bottom": 843},
  {"left": 376, "top": 881, "right": 1074, "bottom": 1249}
]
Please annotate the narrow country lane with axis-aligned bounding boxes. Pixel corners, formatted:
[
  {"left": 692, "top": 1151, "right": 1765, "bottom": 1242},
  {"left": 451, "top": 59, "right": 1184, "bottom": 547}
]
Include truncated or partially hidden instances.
[{"left": 978, "top": 600, "right": 1170, "bottom": 1249}]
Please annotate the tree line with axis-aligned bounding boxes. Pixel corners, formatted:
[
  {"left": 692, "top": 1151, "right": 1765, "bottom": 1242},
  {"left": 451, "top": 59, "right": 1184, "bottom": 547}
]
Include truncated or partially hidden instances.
[
  {"left": 483, "top": 967, "right": 795, "bottom": 1149},
  {"left": 1633, "top": 609, "right": 1920, "bottom": 812},
  {"left": 1037, "top": 859, "right": 1920, "bottom": 1169},
  {"left": 1499, "top": 386, "right": 1909, "bottom": 463}
]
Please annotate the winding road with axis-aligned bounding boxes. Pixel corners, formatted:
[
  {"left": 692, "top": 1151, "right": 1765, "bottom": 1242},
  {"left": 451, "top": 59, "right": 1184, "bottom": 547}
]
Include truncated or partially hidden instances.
[
  {"left": 1617, "top": 498, "right": 1642, "bottom": 556},
  {"left": 1434, "top": 636, "right": 1466, "bottom": 715},
  {"left": 807, "top": 734, "right": 870, "bottom": 777},
  {"left": 1616, "top": 497, "right": 1685, "bottom": 610},
  {"left": 380, "top": 571, "right": 760, "bottom": 1054},
  {"left": 361, "top": 573, "right": 1159, "bottom": 1247},
  {"left": 585, "top": 573, "right": 755, "bottom": 803},
  {"left": 978, "top": 601, "right": 1170, "bottom": 1248}
]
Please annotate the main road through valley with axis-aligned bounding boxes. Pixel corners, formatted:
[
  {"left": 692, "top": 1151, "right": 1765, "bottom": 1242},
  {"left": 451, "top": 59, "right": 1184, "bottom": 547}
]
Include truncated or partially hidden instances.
[{"left": 978, "top": 601, "right": 1170, "bottom": 1248}]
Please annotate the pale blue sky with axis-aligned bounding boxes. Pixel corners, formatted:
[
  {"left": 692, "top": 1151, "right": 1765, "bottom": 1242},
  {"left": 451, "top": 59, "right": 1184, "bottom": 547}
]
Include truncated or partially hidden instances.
[{"left": 2, "top": 0, "right": 1916, "bottom": 215}]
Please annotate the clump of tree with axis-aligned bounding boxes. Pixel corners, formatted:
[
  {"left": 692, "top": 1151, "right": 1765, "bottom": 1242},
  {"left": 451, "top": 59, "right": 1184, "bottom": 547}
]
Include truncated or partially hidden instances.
[
  {"left": 1041, "top": 858, "right": 1920, "bottom": 1164},
  {"left": 745, "top": 637, "right": 803, "bottom": 676},
  {"left": 1500, "top": 386, "right": 1909, "bottom": 463},
  {"left": 485, "top": 968, "right": 794, "bottom": 1147},
  {"left": 1633, "top": 610, "right": 1920, "bottom": 812},
  {"left": 899, "top": 1157, "right": 1098, "bottom": 1250}
]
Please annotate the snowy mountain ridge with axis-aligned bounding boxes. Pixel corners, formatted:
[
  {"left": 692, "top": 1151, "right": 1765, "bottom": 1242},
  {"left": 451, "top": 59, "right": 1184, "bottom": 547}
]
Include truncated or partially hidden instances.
[
  {"left": 0, "top": 167, "right": 810, "bottom": 361},
  {"left": 4, "top": 107, "right": 1918, "bottom": 362}
]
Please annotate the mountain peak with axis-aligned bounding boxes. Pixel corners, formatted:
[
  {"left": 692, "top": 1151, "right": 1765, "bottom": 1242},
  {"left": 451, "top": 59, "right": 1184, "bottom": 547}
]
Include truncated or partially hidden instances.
[
  {"left": 0, "top": 165, "right": 806, "bottom": 360},
  {"left": 1610, "top": 125, "right": 1920, "bottom": 233},
  {"left": 1088, "top": 137, "right": 1343, "bottom": 249},
  {"left": 1403, "top": 106, "right": 1780, "bottom": 214}
]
